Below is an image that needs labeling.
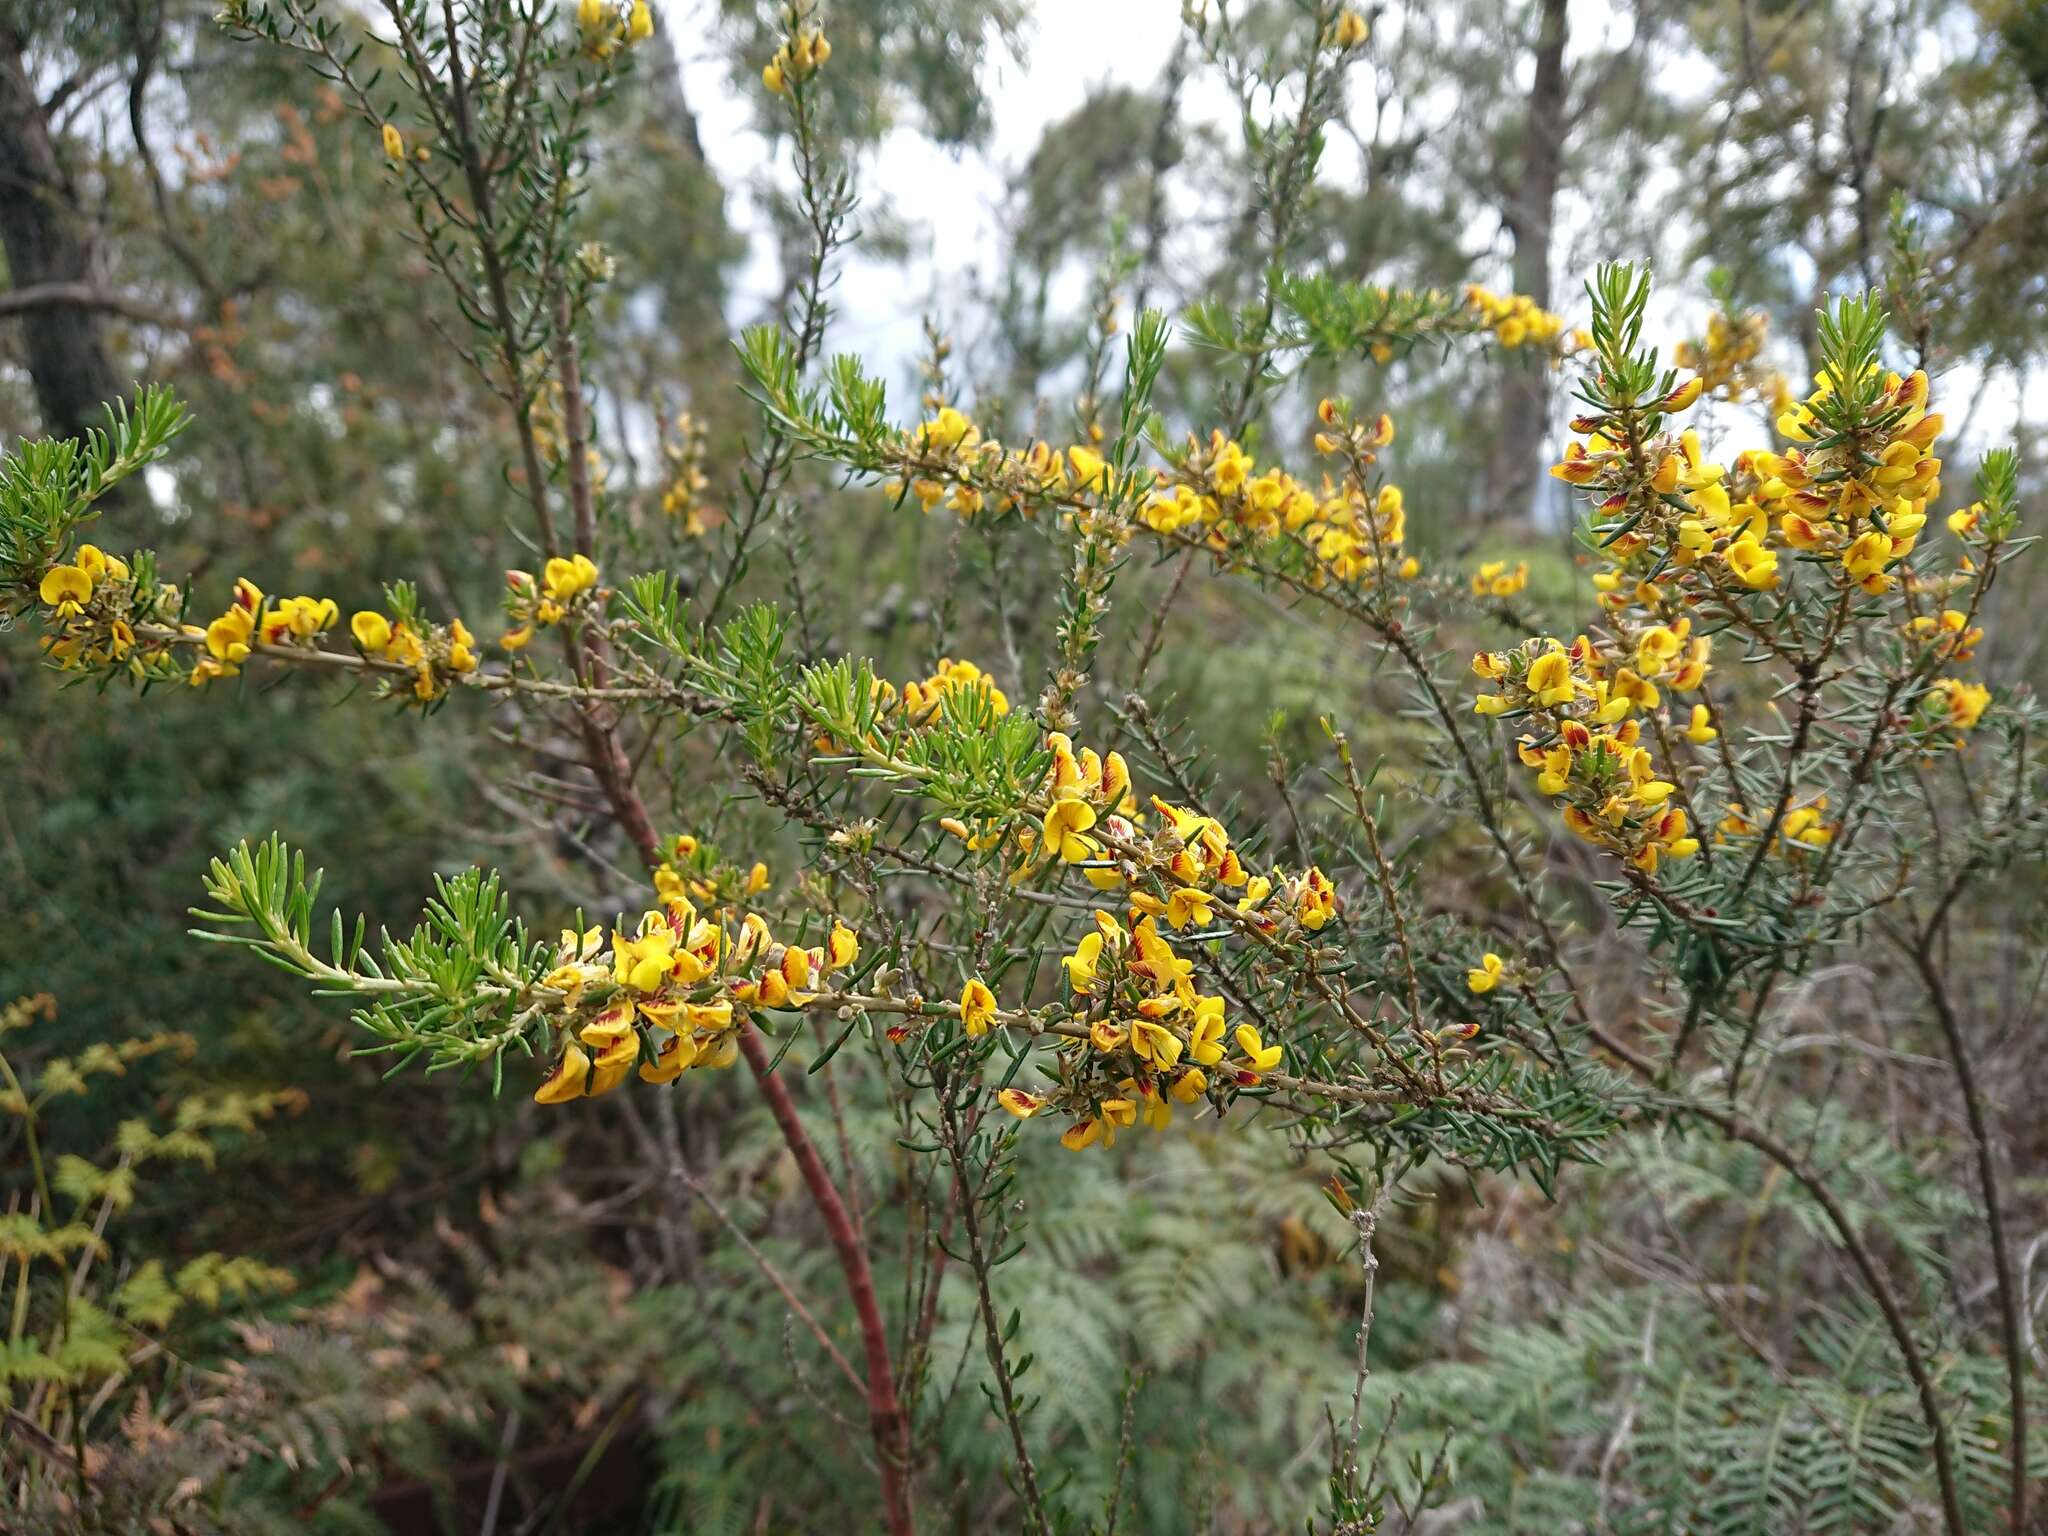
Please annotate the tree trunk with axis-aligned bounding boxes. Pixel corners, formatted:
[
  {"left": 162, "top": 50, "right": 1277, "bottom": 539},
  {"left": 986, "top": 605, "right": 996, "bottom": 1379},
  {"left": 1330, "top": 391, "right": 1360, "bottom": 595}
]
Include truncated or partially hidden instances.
[
  {"left": 0, "top": 30, "right": 128, "bottom": 444},
  {"left": 1489, "top": 0, "right": 1569, "bottom": 524}
]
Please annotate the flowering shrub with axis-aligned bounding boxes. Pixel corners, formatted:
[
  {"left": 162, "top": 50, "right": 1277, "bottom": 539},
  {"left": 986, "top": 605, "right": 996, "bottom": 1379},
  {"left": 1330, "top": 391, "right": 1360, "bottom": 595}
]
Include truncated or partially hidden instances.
[{"left": 3, "top": 2, "right": 2041, "bottom": 1532}]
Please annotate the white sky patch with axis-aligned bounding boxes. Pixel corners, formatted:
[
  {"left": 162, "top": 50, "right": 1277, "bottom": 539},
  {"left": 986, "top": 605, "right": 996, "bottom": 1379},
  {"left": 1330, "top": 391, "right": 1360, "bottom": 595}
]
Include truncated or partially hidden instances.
[{"left": 671, "top": 0, "right": 1211, "bottom": 375}]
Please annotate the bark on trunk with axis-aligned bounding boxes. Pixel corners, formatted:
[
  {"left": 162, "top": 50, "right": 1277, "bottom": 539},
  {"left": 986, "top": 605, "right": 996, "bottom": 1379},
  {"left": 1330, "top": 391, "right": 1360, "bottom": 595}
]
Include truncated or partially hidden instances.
[
  {"left": 0, "top": 30, "right": 128, "bottom": 444},
  {"left": 1489, "top": 0, "right": 1569, "bottom": 524}
]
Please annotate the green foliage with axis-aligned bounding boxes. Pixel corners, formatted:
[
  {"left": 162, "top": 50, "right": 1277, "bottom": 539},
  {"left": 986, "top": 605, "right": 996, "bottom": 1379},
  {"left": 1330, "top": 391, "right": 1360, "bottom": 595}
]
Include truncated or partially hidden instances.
[
  {"left": 191, "top": 835, "right": 551, "bottom": 1083},
  {"left": 0, "top": 385, "right": 187, "bottom": 600}
]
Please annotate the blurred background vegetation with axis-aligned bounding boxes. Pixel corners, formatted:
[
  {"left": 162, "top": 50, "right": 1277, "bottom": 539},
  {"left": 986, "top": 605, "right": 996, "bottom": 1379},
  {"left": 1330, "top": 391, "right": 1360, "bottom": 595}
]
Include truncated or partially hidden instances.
[{"left": 2, "top": 0, "right": 2045, "bottom": 1530}]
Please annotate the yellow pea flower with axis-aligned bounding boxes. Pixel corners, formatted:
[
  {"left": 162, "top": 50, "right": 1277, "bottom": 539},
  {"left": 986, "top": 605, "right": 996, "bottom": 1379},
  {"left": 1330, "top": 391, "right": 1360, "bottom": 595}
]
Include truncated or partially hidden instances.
[
  {"left": 205, "top": 609, "right": 254, "bottom": 664},
  {"left": 614, "top": 923, "right": 677, "bottom": 993},
  {"left": 534, "top": 1044, "right": 591, "bottom": 1104},
  {"left": 1635, "top": 624, "right": 1685, "bottom": 673},
  {"left": 640, "top": 1033, "right": 699, "bottom": 1083},
  {"left": 1042, "top": 796, "right": 1099, "bottom": 863},
  {"left": 73, "top": 543, "right": 126, "bottom": 582},
  {"left": 1164, "top": 886, "right": 1215, "bottom": 931},
  {"left": 998, "top": 1088, "right": 1045, "bottom": 1119},
  {"left": 1685, "top": 703, "right": 1718, "bottom": 744},
  {"left": 579, "top": 1014, "right": 640, "bottom": 1097},
  {"left": 351, "top": 610, "right": 393, "bottom": 652},
  {"left": 1842, "top": 530, "right": 1895, "bottom": 587},
  {"left": 1090, "top": 1019, "right": 1128, "bottom": 1054},
  {"left": 654, "top": 864, "right": 688, "bottom": 906},
  {"left": 685, "top": 1001, "right": 732, "bottom": 1031},
  {"left": 1068, "top": 445, "right": 1108, "bottom": 493},
  {"left": 1131, "top": 1018, "right": 1183, "bottom": 1071},
  {"left": 1061, "top": 930, "right": 1104, "bottom": 992},
  {"left": 1209, "top": 434, "right": 1252, "bottom": 495},
  {"left": 627, "top": 0, "right": 653, "bottom": 41},
  {"left": 1169, "top": 1067, "right": 1207, "bottom": 1103},
  {"left": 1466, "top": 952, "right": 1504, "bottom": 994},
  {"left": 39, "top": 564, "right": 92, "bottom": 617},
  {"left": 1927, "top": 678, "right": 1990, "bottom": 732},
  {"left": 1233, "top": 1024, "right": 1282, "bottom": 1079},
  {"left": 1060, "top": 1119, "right": 1103, "bottom": 1151},
  {"left": 1101, "top": 750, "right": 1132, "bottom": 810},
  {"left": 381, "top": 122, "right": 405, "bottom": 161},
  {"left": 1724, "top": 536, "right": 1778, "bottom": 589},
  {"left": 960, "top": 977, "right": 997, "bottom": 1037},
  {"left": 1661, "top": 376, "right": 1704, "bottom": 412},
  {"left": 542, "top": 553, "right": 600, "bottom": 602},
  {"left": 1294, "top": 867, "right": 1337, "bottom": 930},
  {"left": 1135, "top": 1092, "right": 1172, "bottom": 1132},
  {"left": 825, "top": 922, "right": 859, "bottom": 971},
  {"left": 1526, "top": 650, "right": 1574, "bottom": 706}
]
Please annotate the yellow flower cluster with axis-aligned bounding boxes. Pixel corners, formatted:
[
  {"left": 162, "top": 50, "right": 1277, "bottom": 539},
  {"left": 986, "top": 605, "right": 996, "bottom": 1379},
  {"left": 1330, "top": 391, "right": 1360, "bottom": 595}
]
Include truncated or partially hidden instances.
[
  {"left": 659, "top": 411, "right": 716, "bottom": 536},
  {"left": 1673, "top": 308, "right": 1789, "bottom": 406},
  {"left": 534, "top": 899, "right": 859, "bottom": 1103},
  {"left": 502, "top": 553, "right": 600, "bottom": 650},
  {"left": 527, "top": 381, "right": 608, "bottom": 486},
  {"left": 885, "top": 404, "right": 1421, "bottom": 598},
  {"left": 1559, "top": 367, "right": 1947, "bottom": 604},
  {"left": 1905, "top": 607, "right": 1982, "bottom": 663},
  {"left": 895, "top": 656, "right": 1010, "bottom": 720},
  {"left": 32, "top": 547, "right": 492, "bottom": 703},
  {"left": 1001, "top": 728, "right": 1340, "bottom": 939},
  {"left": 982, "top": 909, "right": 1284, "bottom": 1151},
  {"left": 1465, "top": 285, "right": 1568, "bottom": 350},
  {"left": 1328, "top": 9, "right": 1370, "bottom": 48},
  {"left": 762, "top": 22, "right": 829, "bottom": 93},
  {"left": 1473, "top": 638, "right": 1700, "bottom": 873},
  {"left": 346, "top": 604, "right": 478, "bottom": 701},
  {"left": 889, "top": 406, "right": 1081, "bottom": 521},
  {"left": 1717, "top": 798, "right": 1836, "bottom": 854},
  {"left": 575, "top": 0, "right": 654, "bottom": 60},
  {"left": 1753, "top": 369, "right": 1942, "bottom": 594},
  {"left": 989, "top": 729, "right": 1136, "bottom": 879},
  {"left": 1922, "top": 677, "right": 1991, "bottom": 740},
  {"left": 191, "top": 578, "right": 345, "bottom": 687},
  {"left": 1145, "top": 414, "right": 1420, "bottom": 589},
  {"left": 35, "top": 543, "right": 147, "bottom": 672},
  {"left": 1470, "top": 559, "right": 1528, "bottom": 598},
  {"left": 653, "top": 834, "right": 769, "bottom": 914}
]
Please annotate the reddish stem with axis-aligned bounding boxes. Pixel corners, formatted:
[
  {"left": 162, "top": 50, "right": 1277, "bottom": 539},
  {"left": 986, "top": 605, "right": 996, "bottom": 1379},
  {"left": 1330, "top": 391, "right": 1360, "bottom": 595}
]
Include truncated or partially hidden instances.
[
  {"left": 568, "top": 617, "right": 912, "bottom": 1532},
  {"left": 740, "top": 1027, "right": 915, "bottom": 1536}
]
